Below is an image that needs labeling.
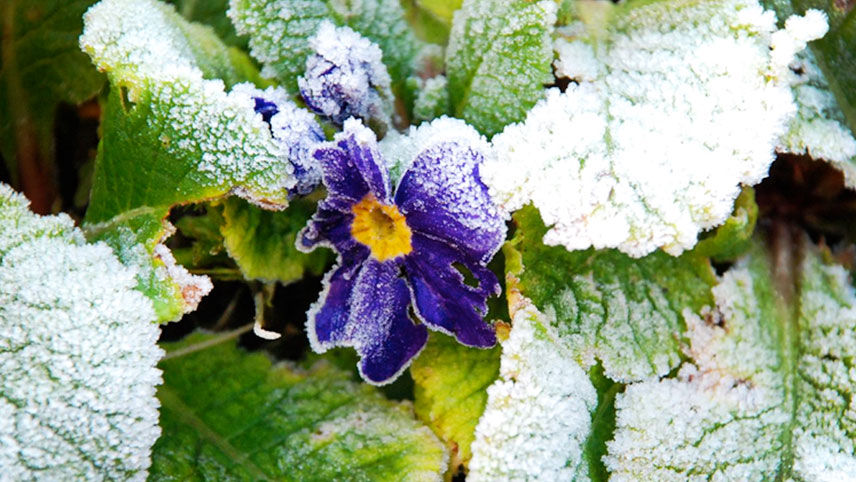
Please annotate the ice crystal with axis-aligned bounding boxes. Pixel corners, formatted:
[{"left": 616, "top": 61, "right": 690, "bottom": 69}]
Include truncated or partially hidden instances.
[
  {"left": 0, "top": 185, "right": 162, "bottom": 480},
  {"left": 483, "top": 1, "right": 827, "bottom": 257},
  {"left": 298, "top": 21, "right": 393, "bottom": 128}
]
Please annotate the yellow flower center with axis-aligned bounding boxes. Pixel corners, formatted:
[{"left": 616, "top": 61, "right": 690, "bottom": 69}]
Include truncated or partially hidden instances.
[{"left": 351, "top": 194, "right": 413, "bottom": 261}]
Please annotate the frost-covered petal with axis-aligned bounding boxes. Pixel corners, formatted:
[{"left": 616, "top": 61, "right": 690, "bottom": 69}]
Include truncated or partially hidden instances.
[
  {"left": 392, "top": 117, "right": 505, "bottom": 264},
  {"left": 233, "top": 83, "right": 325, "bottom": 195},
  {"left": 313, "top": 118, "right": 391, "bottom": 204},
  {"left": 405, "top": 234, "right": 498, "bottom": 348},
  {"left": 298, "top": 21, "right": 393, "bottom": 127},
  {"left": 307, "top": 258, "right": 428, "bottom": 385},
  {"left": 483, "top": 1, "right": 828, "bottom": 257},
  {"left": 0, "top": 185, "right": 162, "bottom": 479}
]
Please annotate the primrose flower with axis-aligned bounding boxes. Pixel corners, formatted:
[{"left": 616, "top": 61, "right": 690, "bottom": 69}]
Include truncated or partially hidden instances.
[
  {"left": 298, "top": 21, "right": 393, "bottom": 129},
  {"left": 299, "top": 117, "right": 505, "bottom": 384},
  {"left": 233, "top": 83, "right": 325, "bottom": 196}
]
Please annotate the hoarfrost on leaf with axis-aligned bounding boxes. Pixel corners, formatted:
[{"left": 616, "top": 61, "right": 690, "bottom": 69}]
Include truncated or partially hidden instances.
[
  {"left": 483, "top": 0, "right": 828, "bottom": 257},
  {"left": 468, "top": 294, "right": 596, "bottom": 481},
  {"left": 606, "top": 242, "right": 856, "bottom": 480},
  {"left": 778, "top": 49, "right": 856, "bottom": 188},
  {"left": 80, "top": 0, "right": 298, "bottom": 215},
  {"left": 0, "top": 184, "right": 162, "bottom": 480}
]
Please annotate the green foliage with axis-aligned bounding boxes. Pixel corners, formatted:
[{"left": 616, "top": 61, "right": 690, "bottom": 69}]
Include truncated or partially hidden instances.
[
  {"left": 0, "top": 0, "right": 104, "bottom": 201},
  {"left": 230, "top": 0, "right": 425, "bottom": 92},
  {"left": 169, "top": 0, "right": 246, "bottom": 47},
  {"left": 445, "top": 0, "right": 556, "bottom": 137},
  {"left": 152, "top": 333, "right": 448, "bottom": 480},
  {"left": 411, "top": 333, "right": 500, "bottom": 473},
  {"left": 220, "top": 197, "right": 330, "bottom": 283},
  {"left": 506, "top": 205, "right": 717, "bottom": 382}
]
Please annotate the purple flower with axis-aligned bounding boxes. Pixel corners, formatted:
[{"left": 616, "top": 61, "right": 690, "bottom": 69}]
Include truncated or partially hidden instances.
[
  {"left": 234, "top": 83, "right": 325, "bottom": 196},
  {"left": 299, "top": 117, "right": 506, "bottom": 384},
  {"left": 298, "top": 21, "right": 392, "bottom": 129}
]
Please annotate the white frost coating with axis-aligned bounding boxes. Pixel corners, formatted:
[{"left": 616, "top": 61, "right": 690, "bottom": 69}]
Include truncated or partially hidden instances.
[
  {"left": 153, "top": 243, "right": 213, "bottom": 313},
  {"left": 298, "top": 21, "right": 393, "bottom": 126},
  {"left": 0, "top": 185, "right": 162, "bottom": 480},
  {"left": 792, "top": 253, "right": 856, "bottom": 480},
  {"left": 80, "top": 0, "right": 295, "bottom": 203},
  {"left": 606, "top": 260, "right": 789, "bottom": 480},
  {"left": 469, "top": 297, "right": 596, "bottom": 481},
  {"left": 779, "top": 49, "right": 856, "bottom": 188},
  {"left": 231, "top": 83, "right": 325, "bottom": 194},
  {"left": 607, "top": 248, "right": 856, "bottom": 480},
  {"left": 484, "top": 1, "right": 827, "bottom": 257}
]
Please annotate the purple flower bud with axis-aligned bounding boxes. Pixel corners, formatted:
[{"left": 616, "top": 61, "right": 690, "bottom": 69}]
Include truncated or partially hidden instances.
[{"left": 298, "top": 21, "right": 393, "bottom": 128}]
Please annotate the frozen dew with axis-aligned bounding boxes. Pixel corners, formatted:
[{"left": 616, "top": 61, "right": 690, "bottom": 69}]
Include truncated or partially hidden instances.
[
  {"left": 0, "top": 185, "right": 162, "bottom": 480},
  {"left": 298, "top": 21, "right": 393, "bottom": 128},
  {"left": 483, "top": 1, "right": 828, "bottom": 257}
]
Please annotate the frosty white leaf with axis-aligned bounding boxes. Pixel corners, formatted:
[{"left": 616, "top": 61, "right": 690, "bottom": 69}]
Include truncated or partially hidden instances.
[
  {"left": 0, "top": 184, "right": 162, "bottom": 480},
  {"left": 80, "top": 0, "right": 296, "bottom": 210},
  {"left": 606, "top": 243, "right": 856, "bottom": 480},
  {"left": 779, "top": 49, "right": 856, "bottom": 188},
  {"left": 483, "top": 1, "right": 827, "bottom": 257},
  {"left": 468, "top": 295, "right": 596, "bottom": 481}
]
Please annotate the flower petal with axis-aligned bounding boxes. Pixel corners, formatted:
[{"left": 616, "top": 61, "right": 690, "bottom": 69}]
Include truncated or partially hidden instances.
[
  {"left": 314, "top": 119, "right": 391, "bottom": 204},
  {"left": 307, "top": 258, "right": 427, "bottom": 385},
  {"left": 405, "top": 234, "right": 498, "bottom": 348},
  {"left": 393, "top": 118, "right": 505, "bottom": 263}
]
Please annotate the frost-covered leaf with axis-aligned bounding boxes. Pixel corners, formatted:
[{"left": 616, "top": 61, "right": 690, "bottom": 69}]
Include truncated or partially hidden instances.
[
  {"left": 411, "top": 333, "right": 500, "bottom": 473},
  {"left": 605, "top": 240, "right": 856, "bottom": 480},
  {"left": 504, "top": 206, "right": 716, "bottom": 382},
  {"left": 0, "top": 0, "right": 104, "bottom": 208},
  {"left": 151, "top": 332, "right": 448, "bottom": 480},
  {"left": 79, "top": 0, "right": 306, "bottom": 320},
  {"left": 220, "top": 197, "right": 329, "bottom": 283},
  {"left": 468, "top": 295, "right": 597, "bottom": 481},
  {"left": 0, "top": 184, "right": 162, "bottom": 479},
  {"left": 445, "top": 0, "right": 556, "bottom": 137},
  {"left": 483, "top": 0, "right": 828, "bottom": 257},
  {"left": 779, "top": 46, "right": 856, "bottom": 187},
  {"left": 229, "top": 0, "right": 425, "bottom": 92},
  {"left": 412, "top": 76, "right": 450, "bottom": 123}
]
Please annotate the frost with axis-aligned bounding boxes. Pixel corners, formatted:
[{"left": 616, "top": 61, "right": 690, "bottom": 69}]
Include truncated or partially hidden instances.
[
  {"left": 80, "top": 0, "right": 296, "bottom": 206},
  {"left": 298, "top": 21, "right": 393, "bottom": 127},
  {"left": 445, "top": 0, "right": 556, "bottom": 136},
  {"left": 779, "top": 49, "right": 856, "bottom": 188},
  {"left": 228, "top": 0, "right": 423, "bottom": 90},
  {"left": 468, "top": 294, "right": 596, "bottom": 481},
  {"left": 0, "top": 185, "right": 162, "bottom": 480},
  {"left": 232, "top": 83, "right": 325, "bottom": 195},
  {"left": 606, "top": 244, "right": 856, "bottom": 480},
  {"left": 483, "top": 1, "right": 827, "bottom": 257},
  {"left": 412, "top": 75, "right": 450, "bottom": 123}
]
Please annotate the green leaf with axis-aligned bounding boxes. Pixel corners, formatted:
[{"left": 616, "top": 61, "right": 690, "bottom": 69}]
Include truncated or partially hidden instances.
[
  {"left": 0, "top": 184, "right": 162, "bottom": 479},
  {"left": 760, "top": 0, "right": 856, "bottom": 188},
  {"left": 605, "top": 239, "right": 856, "bottom": 479},
  {"left": 219, "top": 197, "right": 330, "bottom": 283},
  {"left": 169, "top": 0, "right": 247, "bottom": 48},
  {"left": 695, "top": 187, "right": 759, "bottom": 262},
  {"left": 229, "top": 0, "right": 426, "bottom": 92},
  {"left": 506, "top": 205, "right": 716, "bottom": 382},
  {"left": 151, "top": 332, "right": 448, "bottom": 480},
  {"left": 79, "top": 0, "right": 295, "bottom": 320},
  {"left": 445, "top": 0, "right": 556, "bottom": 137},
  {"left": 413, "top": 0, "right": 462, "bottom": 26},
  {"left": 411, "top": 75, "right": 450, "bottom": 123},
  {"left": 0, "top": 0, "right": 104, "bottom": 208},
  {"left": 411, "top": 333, "right": 500, "bottom": 473}
]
